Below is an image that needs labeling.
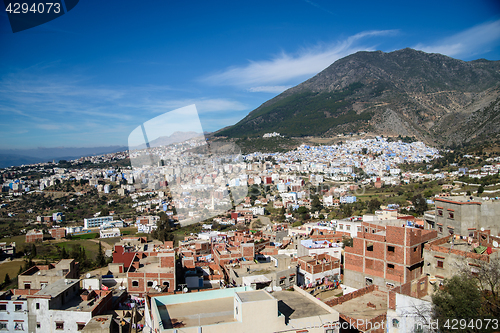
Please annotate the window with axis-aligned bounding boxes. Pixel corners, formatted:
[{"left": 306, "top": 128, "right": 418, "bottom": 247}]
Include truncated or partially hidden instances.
[
  {"left": 23, "top": 283, "right": 30, "bottom": 289},
  {"left": 279, "top": 278, "right": 285, "bottom": 285},
  {"left": 77, "top": 323, "right": 85, "bottom": 331},
  {"left": 0, "top": 305, "right": 5, "bottom": 311},
  {"left": 438, "top": 210, "right": 443, "bottom": 216},
  {"left": 387, "top": 263, "right": 395, "bottom": 269},
  {"left": 163, "top": 281, "right": 170, "bottom": 288},
  {"left": 388, "top": 246, "right": 395, "bottom": 252},
  {"left": 36, "top": 323, "right": 40, "bottom": 329},
  {"left": 56, "top": 322, "right": 64, "bottom": 330},
  {"left": 386, "top": 282, "right": 395, "bottom": 288},
  {"left": 147, "top": 281, "right": 154, "bottom": 287},
  {"left": 0, "top": 322, "right": 6, "bottom": 330},
  {"left": 346, "top": 225, "right": 351, "bottom": 231},
  {"left": 392, "top": 319, "right": 400, "bottom": 328},
  {"left": 14, "top": 322, "right": 23, "bottom": 331},
  {"left": 438, "top": 226, "right": 443, "bottom": 233},
  {"left": 367, "top": 244, "right": 373, "bottom": 251},
  {"left": 132, "top": 280, "right": 139, "bottom": 287},
  {"left": 35, "top": 303, "right": 40, "bottom": 310},
  {"left": 338, "top": 224, "right": 343, "bottom": 230},
  {"left": 469, "top": 231, "right": 475, "bottom": 237},
  {"left": 15, "top": 304, "right": 22, "bottom": 311},
  {"left": 365, "top": 277, "right": 373, "bottom": 286},
  {"left": 437, "top": 260, "right": 444, "bottom": 268},
  {"left": 448, "top": 212, "right": 454, "bottom": 219},
  {"left": 357, "top": 226, "right": 362, "bottom": 232}
]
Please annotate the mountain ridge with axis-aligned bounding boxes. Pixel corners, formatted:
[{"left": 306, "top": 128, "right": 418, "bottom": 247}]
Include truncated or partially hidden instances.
[{"left": 216, "top": 48, "right": 500, "bottom": 146}]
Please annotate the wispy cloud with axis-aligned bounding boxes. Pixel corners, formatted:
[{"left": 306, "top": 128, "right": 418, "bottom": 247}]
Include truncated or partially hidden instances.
[
  {"left": 202, "top": 29, "right": 398, "bottom": 88},
  {"left": 144, "top": 98, "right": 248, "bottom": 114},
  {"left": 413, "top": 20, "right": 500, "bottom": 58},
  {"left": 247, "top": 85, "right": 291, "bottom": 93},
  {"left": 303, "top": 0, "right": 335, "bottom": 16}
]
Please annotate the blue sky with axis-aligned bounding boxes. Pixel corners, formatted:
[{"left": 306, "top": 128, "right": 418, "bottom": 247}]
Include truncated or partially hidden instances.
[{"left": 1, "top": 0, "right": 500, "bottom": 149}]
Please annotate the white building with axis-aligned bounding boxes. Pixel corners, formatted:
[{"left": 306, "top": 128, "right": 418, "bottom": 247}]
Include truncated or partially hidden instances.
[
  {"left": 0, "top": 290, "right": 28, "bottom": 332},
  {"left": 149, "top": 286, "right": 340, "bottom": 333},
  {"left": 100, "top": 227, "right": 120, "bottom": 238},
  {"left": 83, "top": 216, "right": 113, "bottom": 229},
  {"left": 26, "top": 278, "right": 113, "bottom": 333}
]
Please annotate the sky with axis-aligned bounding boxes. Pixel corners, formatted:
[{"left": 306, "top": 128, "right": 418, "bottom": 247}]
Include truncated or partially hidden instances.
[{"left": 0, "top": 0, "right": 500, "bottom": 149}]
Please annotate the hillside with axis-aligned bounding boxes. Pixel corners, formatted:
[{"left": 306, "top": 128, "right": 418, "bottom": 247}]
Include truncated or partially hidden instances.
[{"left": 216, "top": 48, "right": 500, "bottom": 146}]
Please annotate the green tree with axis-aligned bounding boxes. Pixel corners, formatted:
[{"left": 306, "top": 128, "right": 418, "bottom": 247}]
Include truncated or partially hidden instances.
[
  {"left": 342, "top": 204, "right": 352, "bottom": 218},
  {"left": 432, "top": 275, "right": 482, "bottom": 332},
  {"left": 342, "top": 236, "right": 353, "bottom": 248},
  {"left": 3, "top": 273, "right": 10, "bottom": 286},
  {"left": 61, "top": 247, "right": 69, "bottom": 259},
  {"left": 311, "top": 196, "right": 322, "bottom": 211},
  {"left": 412, "top": 194, "right": 428, "bottom": 215},
  {"left": 478, "top": 185, "right": 484, "bottom": 194},
  {"left": 367, "top": 199, "right": 381, "bottom": 213},
  {"left": 96, "top": 242, "right": 105, "bottom": 267}
]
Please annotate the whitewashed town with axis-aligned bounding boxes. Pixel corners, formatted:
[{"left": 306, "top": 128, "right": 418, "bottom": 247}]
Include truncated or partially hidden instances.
[{"left": 0, "top": 135, "right": 499, "bottom": 333}]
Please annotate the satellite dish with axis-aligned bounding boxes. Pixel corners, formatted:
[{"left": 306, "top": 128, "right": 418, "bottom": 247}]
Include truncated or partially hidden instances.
[
  {"left": 86, "top": 273, "right": 91, "bottom": 279},
  {"left": 152, "top": 281, "right": 157, "bottom": 287},
  {"left": 493, "top": 241, "right": 499, "bottom": 248},
  {"left": 481, "top": 228, "right": 485, "bottom": 231},
  {"left": 183, "top": 287, "right": 188, "bottom": 293}
]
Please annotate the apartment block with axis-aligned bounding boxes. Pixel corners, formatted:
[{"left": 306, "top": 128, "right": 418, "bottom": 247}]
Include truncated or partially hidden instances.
[
  {"left": 83, "top": 216, "right": 113, "bottom": 229},
  {"left": 424, "top": 197, "right": 500, "bottom": 237},
  {"left": 423, "top": 233, "right": 500, "bottom": 282},
  {"left": 49, "top": 227, "right": 66, "bottom": 240},
  {"left": 25, "top": 230, "right": 43, "bottom": 243},
  {"left": 127, "top": 252, "right": 176, "bottom": 295},
  {"left": 149, "top": 286, "right": 340, "bottom": 333},
  {"left": 297, "top": 253, "right": 340, "bottom": 286},
  {"left": 344, "top": 221, "right": 437, "bottom": 290},
  {"left": 18, "top": 259, "right": 78, "bottom": 290}
]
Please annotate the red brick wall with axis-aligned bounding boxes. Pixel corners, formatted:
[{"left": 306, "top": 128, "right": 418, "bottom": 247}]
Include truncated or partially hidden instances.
[
  {"left": 324, "top": 284, "right": 378, "bottom": 307},
  {"left": 344, "top": 253, "right": 363, "bottom": 273},
  {"left": 386, "top": 226, "right": 405, "bottom": 246}
]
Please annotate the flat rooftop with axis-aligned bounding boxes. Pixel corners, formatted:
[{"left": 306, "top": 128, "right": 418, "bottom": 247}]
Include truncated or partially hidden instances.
[
  {"left": 135, "top": 262, "right": 174, "bottom": 273},
  {"left": 153, "top": 287, "right": 253, "bottom": 329},
  {"left": 332, "top": 290, "right": 387, "bottom": 320},
  {"left": 35, "top": 279, "right": 79, "bottom": 297},
  {"left": 158, "top": 297, "right": 235, "bottom": 328},
  {"left": 435, "top": 196, "right": 483, "bottom": 204},
  {"left": 273, "top": 290, "right": 330, "bottom": 320},
  {"left": 237, "top": 290, "right": 273, "bottom": 302}
]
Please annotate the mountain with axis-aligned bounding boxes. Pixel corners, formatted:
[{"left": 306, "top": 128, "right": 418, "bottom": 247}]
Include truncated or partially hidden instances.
[{"left": 216, "top": 48, "right": 500, "bottom": 146}]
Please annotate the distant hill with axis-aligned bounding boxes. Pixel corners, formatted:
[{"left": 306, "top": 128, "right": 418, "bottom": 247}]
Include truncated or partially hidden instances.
[
  {"left": 0, "top": 146, "right": 127, "bottom": 168},
  {"left": 216, "top": 48, "right": 500, "bottom": 146},
  {"left": 129, "top": 131, "right": 203, "bottom": 150}
]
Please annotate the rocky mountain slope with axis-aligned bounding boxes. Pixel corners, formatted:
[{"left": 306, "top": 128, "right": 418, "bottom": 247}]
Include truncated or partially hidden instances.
[{"left": 216, "top": 48, "right": 500, "bottom": 146}]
